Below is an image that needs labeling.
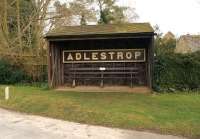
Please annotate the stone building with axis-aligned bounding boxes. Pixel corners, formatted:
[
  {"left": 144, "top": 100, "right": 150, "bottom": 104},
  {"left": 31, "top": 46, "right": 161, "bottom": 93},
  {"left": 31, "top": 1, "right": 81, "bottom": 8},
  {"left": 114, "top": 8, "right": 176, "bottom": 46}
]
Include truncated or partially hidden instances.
[
  {"left": 163, "top": 31, "right": 175, "bottom": 41},
  {"left": 175, "top": 35, "right": 200, "bottom": 54}
]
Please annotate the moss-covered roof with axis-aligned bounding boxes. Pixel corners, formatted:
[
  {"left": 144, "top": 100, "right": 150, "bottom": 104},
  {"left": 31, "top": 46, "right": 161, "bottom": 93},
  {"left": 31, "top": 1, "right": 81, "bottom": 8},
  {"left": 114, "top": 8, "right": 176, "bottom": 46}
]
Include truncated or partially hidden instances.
[{"left": 46, "top": 23, "right": 154, "bottom": 38}]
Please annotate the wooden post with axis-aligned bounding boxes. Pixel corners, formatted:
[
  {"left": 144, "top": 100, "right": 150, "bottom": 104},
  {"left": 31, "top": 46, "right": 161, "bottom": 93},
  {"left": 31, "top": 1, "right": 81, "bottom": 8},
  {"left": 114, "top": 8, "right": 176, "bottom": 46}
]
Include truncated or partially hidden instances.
[
  {"left": 131, "top": 73, "right": 133, "bottom": 88},
  {"left": 61, "top": 48, "right": 64, "bottom": 85},
  {"left": 100, "top": 71, "right": 104, "bottom": 88},
  {"left": 50, "top": 44, "right": 56, "bottom": 88},
  {"left": 5, "top": 87, "right": 9, "bottom": 100},
  {"left": 47, "top": 41, "right": 51, "bottom": 88},
  {"left": 147, "top": 36, "right": 154, "bottom": 90},
  {"left": 100, "top": 67, "right": 105, "bottom": 88},
  {"left": 151, "top": 36, "right": 155, "bottom": 89},
  {"left": 72, "top": 79, "right": 76, "bottom": 88}
]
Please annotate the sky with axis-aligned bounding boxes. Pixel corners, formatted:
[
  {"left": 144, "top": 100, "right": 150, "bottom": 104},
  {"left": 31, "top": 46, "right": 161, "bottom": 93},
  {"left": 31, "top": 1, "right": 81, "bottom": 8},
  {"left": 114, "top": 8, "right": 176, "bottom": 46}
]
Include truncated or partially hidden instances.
[{"left": 119, "top": 0, "right": 200, "bottom": 36}]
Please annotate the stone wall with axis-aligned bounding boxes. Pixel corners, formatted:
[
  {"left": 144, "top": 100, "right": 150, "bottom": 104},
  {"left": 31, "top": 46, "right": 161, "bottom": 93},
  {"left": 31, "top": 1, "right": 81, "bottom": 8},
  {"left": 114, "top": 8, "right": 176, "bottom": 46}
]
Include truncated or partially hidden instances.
[{"left": 175, "top": 35, "right": 200, "bottom": 54}]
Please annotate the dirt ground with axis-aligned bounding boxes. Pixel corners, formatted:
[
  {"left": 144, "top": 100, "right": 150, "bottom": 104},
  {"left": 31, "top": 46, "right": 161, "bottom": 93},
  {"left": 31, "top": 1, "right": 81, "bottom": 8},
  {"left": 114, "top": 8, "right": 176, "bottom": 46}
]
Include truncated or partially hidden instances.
[{"left": 56, "top": 86, "right": 152, "bottom": 93}]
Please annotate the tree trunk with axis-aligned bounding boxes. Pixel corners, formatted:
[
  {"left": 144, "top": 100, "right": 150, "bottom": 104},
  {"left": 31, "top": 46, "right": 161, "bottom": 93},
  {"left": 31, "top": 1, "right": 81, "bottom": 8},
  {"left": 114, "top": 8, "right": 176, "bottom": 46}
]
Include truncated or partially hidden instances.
[
  {"left": 16, "top": 0, "right": 23, "bottom": 54},
  {"left": 3, "top": 0, "right": 9, "bottom": 37},
  {"left": 0, "top": 0, "right": 9, "bottom": 49}
]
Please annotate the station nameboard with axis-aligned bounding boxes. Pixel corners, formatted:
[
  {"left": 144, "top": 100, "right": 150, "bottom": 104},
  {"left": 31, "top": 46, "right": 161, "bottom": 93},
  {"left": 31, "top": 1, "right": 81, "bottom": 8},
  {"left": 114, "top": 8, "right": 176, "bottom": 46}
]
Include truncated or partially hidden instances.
[{"left": 63, "top": 49, "right": 146, "bottom": 63}]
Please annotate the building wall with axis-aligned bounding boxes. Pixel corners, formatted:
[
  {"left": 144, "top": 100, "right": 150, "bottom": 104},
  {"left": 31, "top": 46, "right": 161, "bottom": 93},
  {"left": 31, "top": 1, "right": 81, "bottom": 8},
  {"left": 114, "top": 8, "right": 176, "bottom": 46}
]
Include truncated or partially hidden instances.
[
  {"left": 175, "top": 35, "right": 200, "bottom": 54},
  {"left": 175, "top": 37, "right": 192, "bottom": 54}
]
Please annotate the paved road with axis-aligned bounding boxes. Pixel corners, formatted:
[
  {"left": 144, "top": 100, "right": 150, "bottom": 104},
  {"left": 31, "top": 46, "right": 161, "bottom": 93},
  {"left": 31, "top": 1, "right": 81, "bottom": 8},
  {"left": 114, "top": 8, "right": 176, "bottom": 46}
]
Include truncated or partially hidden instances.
[{"left": 0, "top": 108, "right": 186, "bottom": 139}]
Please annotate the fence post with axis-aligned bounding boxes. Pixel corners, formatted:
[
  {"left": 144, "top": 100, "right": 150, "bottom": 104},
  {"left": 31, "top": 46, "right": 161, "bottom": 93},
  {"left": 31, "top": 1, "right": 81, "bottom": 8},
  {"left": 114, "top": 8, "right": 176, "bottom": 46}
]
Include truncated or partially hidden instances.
[{"left": 5, "top": 87, "right": 9, "bottom": 100}]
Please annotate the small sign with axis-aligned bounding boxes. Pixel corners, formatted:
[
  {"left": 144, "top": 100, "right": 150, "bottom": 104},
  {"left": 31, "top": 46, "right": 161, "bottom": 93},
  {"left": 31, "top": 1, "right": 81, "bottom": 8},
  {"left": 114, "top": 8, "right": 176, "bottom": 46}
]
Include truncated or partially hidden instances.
[
  {"left": 99, "top": 67, "right": 106, "bottom": 71},
  {"left": 63, "top": 49, "right": 146, "bottom": 63}
]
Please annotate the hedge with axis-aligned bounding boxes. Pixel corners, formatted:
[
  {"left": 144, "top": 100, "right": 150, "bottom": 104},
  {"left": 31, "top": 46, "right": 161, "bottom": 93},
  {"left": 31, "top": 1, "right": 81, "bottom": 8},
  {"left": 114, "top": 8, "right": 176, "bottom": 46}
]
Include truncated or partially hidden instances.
[
  {"left": 153, "top": 51, "right": 200, "bottom": 92},
  {"left": 0, "top": 59, "right": 32, "bottom": 84}
]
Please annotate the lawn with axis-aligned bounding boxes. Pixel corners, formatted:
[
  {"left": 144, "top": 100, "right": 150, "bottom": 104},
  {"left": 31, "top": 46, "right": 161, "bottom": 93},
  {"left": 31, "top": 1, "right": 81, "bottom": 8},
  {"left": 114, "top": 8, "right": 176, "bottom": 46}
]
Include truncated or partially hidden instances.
[{"left": 0, "top": 86, "right": 200, "bottom": 139}]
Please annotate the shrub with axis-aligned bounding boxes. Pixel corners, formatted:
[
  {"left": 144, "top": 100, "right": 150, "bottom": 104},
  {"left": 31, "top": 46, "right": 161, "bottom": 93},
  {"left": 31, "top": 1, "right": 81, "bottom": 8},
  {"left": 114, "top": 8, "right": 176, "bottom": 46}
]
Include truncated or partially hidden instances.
[
  {"left": 153, "top": 51, "right": 200, "bottom": 92},
  {"left": 0, "top": 59, "right": 28, "bottom": 84}
]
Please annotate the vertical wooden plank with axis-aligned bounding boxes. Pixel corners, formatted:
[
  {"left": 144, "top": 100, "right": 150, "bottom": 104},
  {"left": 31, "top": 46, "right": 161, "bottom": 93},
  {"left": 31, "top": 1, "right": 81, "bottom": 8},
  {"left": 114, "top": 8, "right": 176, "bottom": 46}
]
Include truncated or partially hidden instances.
[
  {"left": 55, "top": 46, "right": 59, "bottom": 87},
  {"left": 147, "top": 36, "right": 154, "bottom": 90},
  {"left": 145, "top": 43, "right": 149, "bottom": 87},
  {"left": 147, "top": 38, "right": 151, "bottom": 89},
  {"left": 58, "top": 47, "right": 61, "bottom": 86},
  {"left": 51, "top": 45, "right": 54, "bottom": 88},
  {"left": 56, "top": 46, "right": 59, "bottom": 86},
  {"left": 61, "top": 47, "right": 64, "bottom": 85},
  {"left": 47, "top": 41, "right": 50, "bottom": 87},
  {"left": 50, "top": 43, "right": 56, "bottom": 88},
  {"left": 47, "top": 41, "right": 52, "bottom": 88},
  {"left": 54, "top": 46, "right": 57, "bottom": 87},
  {"left": 151, "top": 36, "right": 155, "bottom": 89}
]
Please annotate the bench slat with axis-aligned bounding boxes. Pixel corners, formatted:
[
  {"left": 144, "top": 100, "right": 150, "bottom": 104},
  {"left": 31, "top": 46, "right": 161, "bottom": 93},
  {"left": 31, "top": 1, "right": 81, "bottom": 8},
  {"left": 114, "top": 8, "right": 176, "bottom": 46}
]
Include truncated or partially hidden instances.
[
  {"left": 65, "top": 72, "right": 138, "bottom": 75},
  {"left": 64, "top": 77, "right": 139, "bottom": 79},
  {"left": 68, "top": 67, "right": 140, "bottom": 71}
]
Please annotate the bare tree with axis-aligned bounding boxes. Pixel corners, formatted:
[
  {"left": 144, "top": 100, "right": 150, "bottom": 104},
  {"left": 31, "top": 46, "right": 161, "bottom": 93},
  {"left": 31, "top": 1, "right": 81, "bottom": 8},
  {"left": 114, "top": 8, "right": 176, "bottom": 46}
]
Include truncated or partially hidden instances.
[
  {"left": 16, "top": 0, "right": 23, "bottom": 54},
  {"left": 0, "top": 0, "right": 53, "bottom": 57},
  {"left": 69, "top": 0, "right": 97, "bottom": 25}
]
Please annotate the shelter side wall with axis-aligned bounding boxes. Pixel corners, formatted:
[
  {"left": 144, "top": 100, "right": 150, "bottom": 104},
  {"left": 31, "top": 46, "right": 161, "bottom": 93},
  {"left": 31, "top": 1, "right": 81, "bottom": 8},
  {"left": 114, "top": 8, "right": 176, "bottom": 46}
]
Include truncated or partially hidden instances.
[
  {"left": 48, "top": 42, "right": 63, "bottom": 88},
  {"left": 147, "top": 36, "right": 154, "bottom": 89}
]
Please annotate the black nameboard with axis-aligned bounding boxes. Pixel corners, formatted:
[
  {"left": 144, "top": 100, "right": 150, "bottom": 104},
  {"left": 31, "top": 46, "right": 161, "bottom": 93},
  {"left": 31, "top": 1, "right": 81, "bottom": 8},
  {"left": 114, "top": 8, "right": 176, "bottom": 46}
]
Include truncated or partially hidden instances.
[{"left": 63, "top": 49, "right": 146, "bottom": 63}]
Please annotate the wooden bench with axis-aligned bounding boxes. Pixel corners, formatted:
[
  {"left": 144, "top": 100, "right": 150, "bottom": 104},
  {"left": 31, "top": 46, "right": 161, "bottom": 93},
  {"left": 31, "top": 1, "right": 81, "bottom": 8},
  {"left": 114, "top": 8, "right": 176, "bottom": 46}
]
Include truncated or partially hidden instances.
[{"left": 65, "top": 67, "right": 142, "bottom": 87}]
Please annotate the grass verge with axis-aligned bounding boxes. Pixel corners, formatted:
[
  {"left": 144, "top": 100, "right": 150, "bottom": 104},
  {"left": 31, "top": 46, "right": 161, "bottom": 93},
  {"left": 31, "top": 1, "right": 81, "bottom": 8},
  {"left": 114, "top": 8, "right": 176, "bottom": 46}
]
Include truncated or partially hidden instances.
[{"left": 0, "top": 85, "right": 200, "bottom": 139}]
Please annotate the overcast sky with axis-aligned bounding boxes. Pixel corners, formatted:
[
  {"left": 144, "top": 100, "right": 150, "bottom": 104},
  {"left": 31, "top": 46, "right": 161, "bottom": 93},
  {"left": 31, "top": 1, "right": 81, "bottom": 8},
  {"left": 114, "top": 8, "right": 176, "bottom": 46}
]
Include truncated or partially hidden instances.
[
  {"left": 58, "top": 0, "right": 200, "bottom": 36},
  {"left": 119, "top": 0, "right": 200, "bottom": 36}
]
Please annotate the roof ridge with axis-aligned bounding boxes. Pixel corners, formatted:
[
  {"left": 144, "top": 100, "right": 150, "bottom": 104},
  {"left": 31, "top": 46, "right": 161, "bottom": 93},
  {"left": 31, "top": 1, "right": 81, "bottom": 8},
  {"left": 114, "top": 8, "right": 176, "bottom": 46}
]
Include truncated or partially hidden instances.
[
  {"left": 45, "top": 23, "right": 154, "bottom": 38},
  {"left": 57, "top": 22, "right": 151, "bottom": 28}
]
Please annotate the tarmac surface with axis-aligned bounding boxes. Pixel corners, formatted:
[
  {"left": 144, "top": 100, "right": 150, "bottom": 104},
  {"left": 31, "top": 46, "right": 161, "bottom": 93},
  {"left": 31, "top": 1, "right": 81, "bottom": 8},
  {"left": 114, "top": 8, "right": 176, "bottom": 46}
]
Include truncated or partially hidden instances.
[{"left": 0, "top": 108, "right": 186, "bottom": 139}]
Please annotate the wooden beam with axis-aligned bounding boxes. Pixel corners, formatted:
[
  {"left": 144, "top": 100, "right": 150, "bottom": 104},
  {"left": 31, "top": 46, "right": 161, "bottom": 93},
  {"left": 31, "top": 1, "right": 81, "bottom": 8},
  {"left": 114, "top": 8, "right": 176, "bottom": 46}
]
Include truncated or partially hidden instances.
[
  {"left": 47, "top": 41, "right": 51, "bottom": 88},
  {"left": 45, "top": 35, "right": 153, "bottom": 42}
]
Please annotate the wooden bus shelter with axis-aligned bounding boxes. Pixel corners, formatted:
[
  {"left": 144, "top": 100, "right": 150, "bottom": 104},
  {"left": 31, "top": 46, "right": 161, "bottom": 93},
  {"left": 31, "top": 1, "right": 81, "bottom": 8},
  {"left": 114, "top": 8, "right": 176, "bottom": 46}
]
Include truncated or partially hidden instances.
[{"left": 45, "top": 23, "right": 155, "bottom": 92}]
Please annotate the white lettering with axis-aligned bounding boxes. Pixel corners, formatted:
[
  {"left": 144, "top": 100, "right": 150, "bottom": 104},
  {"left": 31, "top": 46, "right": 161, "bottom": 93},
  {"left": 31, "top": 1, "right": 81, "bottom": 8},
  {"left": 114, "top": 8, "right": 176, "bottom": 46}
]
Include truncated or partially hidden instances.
[
  {"left": 76, "top": 53, "right": 82, "bottom": 60},
  {"left": 92, "top": 52, "right": 98, "bottom": 60},
  {"left": 108, "top": 52, "right": 115, "bottom": 60},
  {"left": 100, "top": 52, "right": 106, "bottom": 60},
  {"left": 84, "top": 53, "right": 90, "bottom": 60},
  {"left": 135, "top": 52, "right": 141, "bottom": 60},
  {"left": 67, "top": 53, "right": 73, "bottom": 61},
  {"left": 117, "top": 52, "right": 123, "bottom": 60},
  {"left": 63, "top": 50, "right": 145, "bottom": 63},
  {"left": 126, "top": 52, "right": 132, "bottom": 60}
]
